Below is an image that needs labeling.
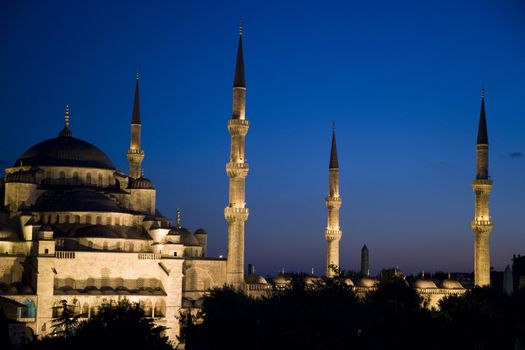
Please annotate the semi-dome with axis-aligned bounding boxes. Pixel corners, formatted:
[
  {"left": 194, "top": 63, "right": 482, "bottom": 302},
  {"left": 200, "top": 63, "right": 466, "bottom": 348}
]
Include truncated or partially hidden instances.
[
  {"left": 304, "top": 276, "right": 321, "bottom": 285},
  {"left": 128, "top": 177, "right": 154, "bottom": 189},
  {"left": 413, "top": 279, "right": 438, "bottom": 289},
  {"left": 441, "top": 279, "right": 463, "bottom": 289},
  {"left": 15, "top": 128, "right": 115, "bottom": 170},
  {"left": 43, "top": 190, "right": 126, "bottom": 212}
]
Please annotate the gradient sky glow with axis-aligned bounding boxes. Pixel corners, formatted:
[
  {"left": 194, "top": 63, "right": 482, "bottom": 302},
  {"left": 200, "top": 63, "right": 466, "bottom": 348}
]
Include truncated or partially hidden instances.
[{"left": 1, "top": 0, "right": 524, "bottom": 276}]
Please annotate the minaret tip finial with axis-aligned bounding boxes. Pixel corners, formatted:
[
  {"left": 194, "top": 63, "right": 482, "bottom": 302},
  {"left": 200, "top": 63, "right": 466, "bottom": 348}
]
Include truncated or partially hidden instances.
[
  {"left": 64, "top": 104, "right": 70, "bottom": 128},
  {"left": 176, "top": 208, "right": 181, "bottom": 229},
  {"left": 332, "top": 120, "right": 335, "bottom": 132},
  {"left": 239, "top": 20, "right": 243, "bottom": 37},
  {"left": 136, "top": 69, "right": 139, "bottom": 80},
  {"left": 140, "top": 168, "right": 144, "bottom": 178},
  {"left": 481, "top": 83, "right": 485, "bottom": 99}
]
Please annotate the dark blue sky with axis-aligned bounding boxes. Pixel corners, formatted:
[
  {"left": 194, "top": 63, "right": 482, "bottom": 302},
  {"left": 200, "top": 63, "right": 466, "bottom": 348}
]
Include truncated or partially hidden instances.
[{"left": 1, "top": 0, "right": 524, "bottom": 276}]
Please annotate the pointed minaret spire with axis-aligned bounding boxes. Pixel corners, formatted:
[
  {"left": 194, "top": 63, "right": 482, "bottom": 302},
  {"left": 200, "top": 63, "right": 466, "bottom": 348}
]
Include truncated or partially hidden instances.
[
  {"left": 127, "top": 71, "right": 145, "bottom": 179},
  {"left": 329, "top": 123, "right": 339, "bottom": 169},
  {"left": 132, "top": 70, "right": 141, "bottom": 125},
  {"left": 477, "top": 85, "right": 488, "bottom": 145},
  {"left": 233, "top": 21, "right": 246, "bottom": 89}
]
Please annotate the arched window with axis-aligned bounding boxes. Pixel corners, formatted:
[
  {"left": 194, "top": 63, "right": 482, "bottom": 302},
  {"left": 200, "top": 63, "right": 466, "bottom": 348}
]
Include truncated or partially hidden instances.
[
  {"left": 59, "top": 171, "right": 66, "bottom": 184},
  {"left": 82, "top": 303, "right": 89, "bottom": 318},
  {"left": 73, "top": 172, "right": 79, "bottom": 184},
  {"left": 73, "top": 299, "right": 81, "bottom": 315},
  {"left": 75, "top": 215, "right": 80, "bottom": 224},
  {"left": 142, "top": 300, "right": 153, "bottom": 318},
  {"left": 96, "top": 216, "right": 102, "bottom": 225},
  {"left": 86, "top": 173, "right": 92, "bottom": 185},
  {"left": 90, "top": 305, "right": 99, "bottom": 316},
  {"left": 86, "top": 215, "right": 92, "bottom": 224},
  {"left": 22, "top": 299, "right": 36, "bottom": 318},
  {"left": 52, "top": 301, "right": 61, "bottom": 318},
  {"left": 55, "top": 215, "right": 60, "bottom": 224},
  {"left": 107, "top": 175, "right": 113, "bottom": 185},
  {"left": 65, "top": 215, "right": 70, "bottom": 224},
  {"left": 103, "top": 242, "right": 109, "bottom": 251},
  {"left": 98, "top": 174, "right": 103, "bottom": 186},
  {"left": 154, "top": 300, "right": 166, "bottom": 318}
]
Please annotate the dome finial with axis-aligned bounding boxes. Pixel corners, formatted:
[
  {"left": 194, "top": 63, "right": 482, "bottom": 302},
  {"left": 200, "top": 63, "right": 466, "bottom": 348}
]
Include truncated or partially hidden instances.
[
  {"left": 176, "top": 208, "right": 181, "bottom": 229},
  {"left": 64, "top": 104, "right": 70, "bottom": 128}
]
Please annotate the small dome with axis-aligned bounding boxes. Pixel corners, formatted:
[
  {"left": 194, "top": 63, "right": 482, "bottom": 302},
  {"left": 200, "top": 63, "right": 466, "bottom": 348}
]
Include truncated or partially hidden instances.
[
  {"left": 272, "top": 275, "right": 291, "bottom": 285},
  {"left": 414, "top": 279, "right": 438, "bottom": 289},
  {"left": 169, "top": 227, "right": 200, "bottom": 246},
  {"left": 245, "top": 274, "right": 268, "bottom": 285},
  {"left": 343, "top": 278, "right": 354, "bottom": 286},
  {"left": 194, "top": 228, "right": 207, "bottom": 235},
  {"left": 5, "top": 170, "right": 36, "bottom": 184},
  {"left": 441, "top": 279, "right": 464, "bottom": 289},
  {"left": 128, "top": 177, "right": 154, "bottom": 190},
  {"left": 0, "top": 224, "right": 16, "bottom": 240},
  {"left": 358, "top": 277, "right": 379, "bottom": 288}
]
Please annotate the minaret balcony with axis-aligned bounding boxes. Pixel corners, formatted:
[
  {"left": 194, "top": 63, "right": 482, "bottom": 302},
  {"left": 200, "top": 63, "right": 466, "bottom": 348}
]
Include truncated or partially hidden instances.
[
  {"left": 226, "top": 162, "right": 249, "bottom": 177},
  {"left": 472, "top": 179, "right": 493, "bottom": 190},
  {"left": 224, "top": 207, "right": 249, "bottom": 222},
  {"left": 471, "top": 219, "right": 493, "bottom": 235},
  {"left": 324, "top": 229, "right": 342, "bottom": 241},
  {"left": 228, "top": 120, "right": 250, "bottom": 135},
  {"left": 128, "top": 149, "right": 144, "bottom": 155},
  {"left": 325, "top": 196, "right": 342, "bottom": 208}
]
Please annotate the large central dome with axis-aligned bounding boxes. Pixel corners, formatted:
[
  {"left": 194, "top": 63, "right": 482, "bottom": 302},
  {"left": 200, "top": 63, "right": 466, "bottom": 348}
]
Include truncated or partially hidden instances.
[{"left": 15, "top": 127, "right": 116, "bottom": 170}]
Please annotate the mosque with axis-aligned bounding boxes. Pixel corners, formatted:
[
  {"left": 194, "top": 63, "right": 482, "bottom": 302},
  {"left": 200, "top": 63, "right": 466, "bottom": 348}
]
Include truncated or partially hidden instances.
[{"left": 0, "top": 27, "right": 491, "bottom": 345}]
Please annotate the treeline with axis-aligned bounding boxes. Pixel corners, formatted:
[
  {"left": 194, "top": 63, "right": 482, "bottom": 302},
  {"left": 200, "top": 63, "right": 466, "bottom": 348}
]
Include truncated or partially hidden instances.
[{"left": 183, "top": 278, "right": 525, "bottom": 350}]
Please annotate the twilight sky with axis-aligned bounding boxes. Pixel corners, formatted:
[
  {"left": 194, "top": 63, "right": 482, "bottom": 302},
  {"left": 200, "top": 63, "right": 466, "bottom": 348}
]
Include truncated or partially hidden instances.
[{"left": 1, "top": 0, "right": 524, "bottom": 276}]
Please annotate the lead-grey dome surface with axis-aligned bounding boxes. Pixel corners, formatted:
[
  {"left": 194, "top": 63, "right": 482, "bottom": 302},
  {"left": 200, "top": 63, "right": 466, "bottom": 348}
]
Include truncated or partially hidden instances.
[{"left": 16, "top": 132, "right": 116, "bottom": 170}]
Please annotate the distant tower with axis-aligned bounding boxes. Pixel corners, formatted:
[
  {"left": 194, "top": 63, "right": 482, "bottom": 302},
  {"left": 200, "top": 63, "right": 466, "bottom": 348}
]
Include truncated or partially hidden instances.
[
  {"left": 361, "top": 245, "right": 369, "bottom": 277},
  {"left": 324, "top": 126, "right": 342, "bottom": 277},
  {"left": 225, "top": 24, "right": 249, "bottom": 288},
  {"left": 127, "top": 71, "right": 144, "bottom": 179},
  {"left": 471, "top": 86, "right": 493, "bottom": 287}
]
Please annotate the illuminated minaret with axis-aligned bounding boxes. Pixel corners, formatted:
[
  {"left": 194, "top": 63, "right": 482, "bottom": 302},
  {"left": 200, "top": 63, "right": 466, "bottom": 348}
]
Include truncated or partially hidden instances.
[
  {"left": 471, "top": 86, "right": 493, "bottom": 287},
  {"left": 225, "top": 24, "right": 249, "bottom": 288},
  {"left": 324, "top": 126, "right": 342, "bottom": 277},
  {"left": 127, "top": 71, "right": 144, "bottom": 179}
]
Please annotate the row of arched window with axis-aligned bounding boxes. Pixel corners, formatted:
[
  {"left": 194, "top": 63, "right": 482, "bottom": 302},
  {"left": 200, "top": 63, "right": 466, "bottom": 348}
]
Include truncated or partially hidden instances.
[
  {"left": 51, "top": 299, "right": 166, "bottom": 318},
  {"left": 41, "top": 213, "right": 132, "bottom": 226},
  {"left": 45, "top": 171, "right": 114, "bottom": 187}
]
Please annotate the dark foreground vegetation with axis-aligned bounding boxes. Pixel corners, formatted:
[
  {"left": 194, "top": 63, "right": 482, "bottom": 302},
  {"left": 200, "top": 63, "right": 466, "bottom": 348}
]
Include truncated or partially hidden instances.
[
  {"left": 3, "top": 278, "right": 524, "bottom": 350},
  {"left": 19, "top": 299, "right": 172, "bottom": 350},
  {"left": 183, "top": 278, "right": 525, "bottom": 350}
]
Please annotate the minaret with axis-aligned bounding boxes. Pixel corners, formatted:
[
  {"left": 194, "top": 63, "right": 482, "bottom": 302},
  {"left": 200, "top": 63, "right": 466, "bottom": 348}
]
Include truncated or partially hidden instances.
[
  {"left": 361, "top": 244, "right": 369, "bottom": 277},
  {"left": 324, "top": 125, "right": 342, "bottom": 277},
  {"left": 471, "top": 86, "right": 493, "bottom": 287},
  {"left": 127, "top": 71, "right": 144, "bottom": 179},
  {"left": 225, "top": 23, "right": 249, "bottom": 288}
]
